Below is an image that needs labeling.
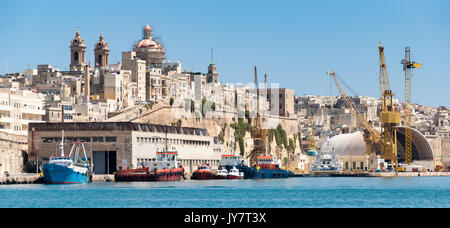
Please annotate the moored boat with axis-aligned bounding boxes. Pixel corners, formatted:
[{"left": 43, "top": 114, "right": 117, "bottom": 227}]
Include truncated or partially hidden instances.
[
  {"left": 227, "top": 166, "right": 244, "bottom": 179},
  {"left": 115, "top": 133, "right": 184, "bottom": 182},
  {"left": 243, "top": 155, "right": 293, "bottom": 179},
  {"left": 218, "top": 154, "right": 246, "bottom": 173},
  {"left": 115, "top": 148, "right": 184, "bottom": 182},
  {"left": 192, "top": 164, "right": 215, "bottom": 180},
  {"left": 42, "top": 131, "right": 90, "bottom": 184},
  {"left": 214, "top": 167, "right": 228, "bottom": 179}
]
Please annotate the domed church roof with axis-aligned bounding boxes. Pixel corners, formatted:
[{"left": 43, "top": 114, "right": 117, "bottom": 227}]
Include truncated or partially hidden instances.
[{"left": 134, "top": 24, "right": 164, "bottom": 51}]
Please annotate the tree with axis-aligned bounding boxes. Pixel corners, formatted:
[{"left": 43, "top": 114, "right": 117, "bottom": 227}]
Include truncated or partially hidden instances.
[
  {"left": 289, "top": 138, "right": 295, "bottom": 153},
  {"left": 283, "top": 157, "right": 289, "bottom": 168}
]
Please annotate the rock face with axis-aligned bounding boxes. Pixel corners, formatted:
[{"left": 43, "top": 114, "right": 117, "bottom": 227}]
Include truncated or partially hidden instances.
[{"left": 106, "top": 101, "right": 302, "bottom": 169}]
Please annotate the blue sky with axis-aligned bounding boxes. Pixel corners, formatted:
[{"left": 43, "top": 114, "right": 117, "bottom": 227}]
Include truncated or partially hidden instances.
[{"left": 0, "top": 0, "right": 449, "bottom": 107}]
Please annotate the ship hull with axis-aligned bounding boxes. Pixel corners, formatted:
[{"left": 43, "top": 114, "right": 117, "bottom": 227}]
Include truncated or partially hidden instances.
[
  {"left": 154, "top": 168, "right": 184, "bottom": 181},
  {"left": 192, "top": 171, "right": 214, "bottom": 180},
  {"left": 213, "top": 175, "right": 227, "bottom": 180},
  {"left": 243, "top": 167, "right": 292, "bottom": 179},
  {"left": 42, "top": 164, "right": 89, "bottom": 184},
  {"left": 115, "top": 168, "right": 184, "bottom": 182},
  {"left": 227, "top": 175, "right": 244, "bottom": 180},
  {"left": 114, "top": 173, "right": 155, "bottom": 181}
]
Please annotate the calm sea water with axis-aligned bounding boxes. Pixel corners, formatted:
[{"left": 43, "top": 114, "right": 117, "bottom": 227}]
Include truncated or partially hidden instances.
[{"left": 1, "top": 177, "right": 449, "bottom": 208}]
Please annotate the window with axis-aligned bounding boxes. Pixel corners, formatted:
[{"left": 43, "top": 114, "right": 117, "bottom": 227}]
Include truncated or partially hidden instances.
[
  {"left": 78, "top": 137, "right": 90, "bottom": 142},
  {"left": 42, "top": 138, "right": 59, "bottom": 143},
  {"left": 93, "top": 137, "right": 104, "bottom": 142},
  {"left": 105, "top": 137, "right": 117, "bottom": 142}
]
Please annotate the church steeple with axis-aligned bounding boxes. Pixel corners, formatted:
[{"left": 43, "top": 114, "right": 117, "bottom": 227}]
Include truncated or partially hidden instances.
[
  {"left": 207, "top": 49, "right": 219, "bottom": 83},
  {"left": 70, "top": 30, "right": 86, "bottom": 71},
  {"left": 94, "top": 33, "right": 110, "bottom": 68}
]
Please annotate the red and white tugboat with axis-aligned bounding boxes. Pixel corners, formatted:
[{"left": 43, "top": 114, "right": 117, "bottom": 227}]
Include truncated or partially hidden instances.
[
  {"left": 192, "top": 164, "right": 215, "bottom": 180},
  {"left": 227, "top": 166, "right": 244, "bottom": 179},
  {"left": 115, "top": 133, "right": 184, "bottom": 182},
  {"left": 214, "top": 167, "right": 228, "bottom": 179}
]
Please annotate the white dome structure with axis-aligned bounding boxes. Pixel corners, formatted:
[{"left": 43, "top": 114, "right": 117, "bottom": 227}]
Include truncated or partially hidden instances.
[{"left": 327, "top": 127, "right": 434, "bottom": 162}]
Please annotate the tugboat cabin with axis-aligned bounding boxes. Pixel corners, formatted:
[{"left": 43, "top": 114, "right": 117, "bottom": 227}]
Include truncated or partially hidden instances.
[{"left": 256, "top": 156, "right": 280, "bottom": 169}]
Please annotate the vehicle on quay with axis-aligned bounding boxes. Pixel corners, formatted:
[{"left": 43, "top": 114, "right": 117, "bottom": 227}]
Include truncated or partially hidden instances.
[
  {"left": 192, "top": 164, "right": 215, "bottom": 180},
  {"left": 42, "top": 131, "right": 90, "bottom": 184}
]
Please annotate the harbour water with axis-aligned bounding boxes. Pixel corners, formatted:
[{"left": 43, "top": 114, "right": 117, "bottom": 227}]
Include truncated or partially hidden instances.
[{"left": 1, "top": 177, "right": 449, "bottom": 208}]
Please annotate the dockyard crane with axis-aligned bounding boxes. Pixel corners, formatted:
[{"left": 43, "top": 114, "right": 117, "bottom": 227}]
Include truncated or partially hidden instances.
[
  {"left": 247, "top": 66, "right": 268, "bottom": 167},
  {"left": 306, "top": 107, "right": 317, "bottom": 154},
  {"left": 327, "top": 71, "right": 383, "bottom": 156},
  {"left": 378, "top": 42, "right": 401, "bottom": 170},
  {"left": 328, "top": 43, "right": 405, "bottom": 170},
  {"left": 401, "top": 47, "right": 422, "bottom": 165}
]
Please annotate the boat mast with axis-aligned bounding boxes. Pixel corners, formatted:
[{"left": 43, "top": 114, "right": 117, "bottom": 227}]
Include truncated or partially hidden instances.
[{"left": 60, "top": 130, "right": 65, "bottom": 156}]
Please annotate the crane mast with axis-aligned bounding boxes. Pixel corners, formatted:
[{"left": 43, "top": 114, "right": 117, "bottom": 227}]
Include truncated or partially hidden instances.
[
  {"left": 378, "top": 42, "right": 401, "bottom": 170},
  {"left": 401, "top": 47, "right": 421, "bottom": 165},
  {"left": 327, "top": 71, "right": 382, "bottom": 156},
  {"left": 306, "top": 107, "right": 317, "bottom": 152},
  {"left": 248, "top": 66, "right": 267, "bottom": 167}
]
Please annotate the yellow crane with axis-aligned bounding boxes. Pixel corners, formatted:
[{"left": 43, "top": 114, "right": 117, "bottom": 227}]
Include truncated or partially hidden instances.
[
  {"left": 327, "top": 43, "right": 404, "bottom": 170},
  {"left": 306, "top": 107, "right": 317, "bottom": 155},
  {"left": 248, "top": 66, "right": 268, "bottom": 167},
  {"left": 401, "top": 47, "right": 421, "bottom": 165},
  {"left": 378, "top": 42, "right": 401, "bottom": 170},
  {"left": 327, "top": 71, "right": 382, "bottom": 156}
]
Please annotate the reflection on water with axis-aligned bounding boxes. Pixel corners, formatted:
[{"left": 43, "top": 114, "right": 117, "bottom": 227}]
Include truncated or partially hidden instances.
[{"left": 1, "top": 177, "right": 449, "bottom": 208}]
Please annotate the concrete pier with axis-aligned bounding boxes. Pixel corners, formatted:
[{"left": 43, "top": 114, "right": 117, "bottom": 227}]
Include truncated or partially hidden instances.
[
  {"left": 91, "top": 174, "right": 115, "bottom": 182},
  {"left": 0, "top": 174, "right": 43, "bottom": 185}
]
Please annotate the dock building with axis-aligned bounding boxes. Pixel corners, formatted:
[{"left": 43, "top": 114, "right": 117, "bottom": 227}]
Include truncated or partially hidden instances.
[{"left": 28, "top": 122, "right": 224, "bottom": 175}]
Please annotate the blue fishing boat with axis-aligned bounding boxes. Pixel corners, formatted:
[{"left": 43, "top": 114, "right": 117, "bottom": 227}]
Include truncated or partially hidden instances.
[{"left": 42, "top": 131, "right": 90, "bottom": 184}]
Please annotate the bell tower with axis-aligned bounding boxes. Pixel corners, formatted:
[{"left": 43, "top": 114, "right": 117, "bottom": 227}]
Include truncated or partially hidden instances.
[
  {"left": 206, "top": 49, "right": 219, "bottom": 83},
  {"left": 70, "top": 30, "right": 86, "bottom": 71},
  {"left": 94, "top": 34, "right": 110, "bottom": 68}
]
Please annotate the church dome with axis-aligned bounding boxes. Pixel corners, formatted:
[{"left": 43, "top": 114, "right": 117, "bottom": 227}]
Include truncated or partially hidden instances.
[
  {"left": 135, "top": 39, "right": 162, "bottom": 49},
  {"left": 134, "top": 24, "right": 166, "bottom": 68},
  {"left": 134, "top": 24, "right": 164, "bottom": 51}
]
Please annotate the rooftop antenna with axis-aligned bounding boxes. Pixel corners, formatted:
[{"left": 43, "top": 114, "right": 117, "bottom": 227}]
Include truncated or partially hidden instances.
[{"left": 211, "top": 48, "right": 214, "bottom": 64}]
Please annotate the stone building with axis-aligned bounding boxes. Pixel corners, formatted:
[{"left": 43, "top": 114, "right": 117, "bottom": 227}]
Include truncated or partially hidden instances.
[
  {"left": 122, "top": 51, "right": 146, "bottom": 102},
  {"left": 0, "top": 88, "right": 45, "bottom": 135}
]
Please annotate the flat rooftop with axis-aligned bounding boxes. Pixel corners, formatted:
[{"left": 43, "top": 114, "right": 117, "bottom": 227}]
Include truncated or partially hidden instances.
[{"left": 28, "top": 122, "right": 209, "bottom": 136}]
